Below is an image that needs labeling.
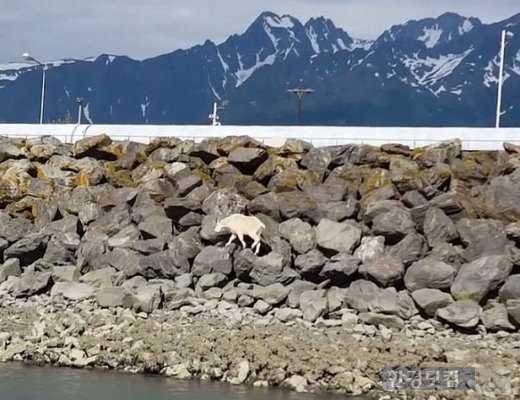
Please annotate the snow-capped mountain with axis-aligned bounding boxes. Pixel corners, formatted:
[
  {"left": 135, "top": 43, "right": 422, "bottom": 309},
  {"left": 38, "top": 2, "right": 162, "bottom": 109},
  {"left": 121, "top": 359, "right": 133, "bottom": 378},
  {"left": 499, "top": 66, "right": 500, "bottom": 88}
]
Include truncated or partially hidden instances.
[{"left": 0, "top": 11, "right": 519, "bottom": 126}]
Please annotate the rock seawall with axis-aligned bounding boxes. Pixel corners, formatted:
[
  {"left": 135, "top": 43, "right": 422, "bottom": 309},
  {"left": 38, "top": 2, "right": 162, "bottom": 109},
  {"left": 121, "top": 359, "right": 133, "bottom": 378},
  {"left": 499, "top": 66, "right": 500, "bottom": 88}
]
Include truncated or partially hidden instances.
[{"left": 0, "top": 134, "right": 520, "bottom": 398}]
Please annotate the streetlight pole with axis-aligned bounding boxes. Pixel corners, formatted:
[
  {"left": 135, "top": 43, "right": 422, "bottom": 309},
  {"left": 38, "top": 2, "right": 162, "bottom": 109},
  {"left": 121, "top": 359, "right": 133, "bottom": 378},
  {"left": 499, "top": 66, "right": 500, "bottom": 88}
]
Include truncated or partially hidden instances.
[
  {"left": 76, "top": 97, "right": 84, "bottom": 125},
  {"left": 22, "top": 53, "right": 46, "bottom": 125},
  {"left": 496, "top": 30, "right": 514, "bottom": 128}
]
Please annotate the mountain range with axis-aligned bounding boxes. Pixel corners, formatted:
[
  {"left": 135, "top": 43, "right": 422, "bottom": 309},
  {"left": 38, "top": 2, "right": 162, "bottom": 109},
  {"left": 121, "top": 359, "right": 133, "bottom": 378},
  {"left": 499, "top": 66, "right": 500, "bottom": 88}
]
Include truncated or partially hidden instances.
[{"left": 1, "top": 11, "right": 519, "bottom": 126}]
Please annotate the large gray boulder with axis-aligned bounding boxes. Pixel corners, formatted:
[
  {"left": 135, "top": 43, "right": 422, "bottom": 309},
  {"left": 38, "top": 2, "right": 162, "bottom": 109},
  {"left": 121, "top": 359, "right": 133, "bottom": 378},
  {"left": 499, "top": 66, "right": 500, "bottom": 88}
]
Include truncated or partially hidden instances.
[
  {"left": 300, "top": 148, "right": 332, "bottom": 174},
  {"left": 51, "top": 282, "right": 96, "bottom": 301},
  {"left": 358, "top": 313, "right": 405, "bottom": 330},
  {"left": 318, "top": 198, "right": 359, "bottom": 222},
  {"left": 133, "top": 284, "right": 163, "bottom": 313},
  {"left": 80, "top": 267, "right": 120, "bottom": 288},
  {"left": 358, "top": 256, "right": 404, "bottom": 287},
  {"left": 299, "top": 290, "right": 328, "bottom": 322},
  {"left": 105, "top": 248, "right": 141, "bottom": 278},
  {"left": 320, "top": 254, "right": 360, "bottom": 286},
  {"left": 4, "top": 233, "right": 48, "bottom": 266},
  {"left": 315, "top": 219, "right": 361, "bottom": 254},
  {"left": 304, "top": 184, "right": 346, "bottom": 203},
  {"left": 192, "top": 246, "right": 233, "bottom": 277},
  {"left": 0, "top": 213, "right": 33, "bottom": 243},
  {"left": 387, "top": 233, "right": 428, "bottom": 266},
  {"left": 11, "top": 271, "right": 52, "bottom": 298},
  {"left": 278, "top": 218, "right": 316, "bottom": 254},
  {"left": 277, "top": 191, "right": 318, "bottom": 221},
  {"left": 96, "top": 287, "right": 136, "bottom": 308},
  {"left": 499, "top": 275, "right": 520, "bottom": 302},
  {"left": 423, "top": 207, "right": 458, "bottom": 247},
  {"left": 202, "top": 189, "right": 248, "bottom": 218},
  {"left": 249, "top": 252, "right": 297, "bottom": 286},
  {"left": 197, "top": 273, "right": 228, "bottom": 291},
  {"left": 107, "top": 225, "right": 140, "bottom": 248},
  {"left": 0, "top": 258, "right": 21, "bottom": 283},
  {"left": 169, "top": 228, "right": 203, "bottom": 261},
  {"left": 344, "top": 279, "right": 380, "bottom": 312},
  {"left": 251, "top": 283, "right": 290, "bottom": 305},
  {"left": 411, "top": 288, "right": 454, "bottom": 317},
  {"left": 43, "top": 237, "right": 78, "bottom": 266},
  {"left": 200, "top": 215, "right": 229, "bottom": 242},
  {"left": 248, "top": 192, "right": 281, "bottom": 221},
  {"left": 451, "top": 255, "right": 513, "bottom": 302},
  {"left": 138, "top": 214, "right": 173, "bottom": 242},
  {"left": 372, "top": 207, "right": 416, "bottom": 243},
  {"left": 138, "top": 250, "right": 186, "bottom": 279},
  {"left": 369, "top": 287, "right": 400, "bottom": 315},
  {"left": 294, "top": 249, "right": 326, "bottom": 277},
  {"left": 0, "top": 141, "right": 23, "bottom": 161},
  {"left": 456, "top": 219, "right": 513, "bottom": 261},
  {"left": 436, "top": 300, "right": 481, "bottom": 329},
  {"left": 51, "top": 265, "right": 80, "bottom": 283},
  {"left": 506, "top": 300, "right": 520, "bottom": 325},
  {"left": 480, "top": 301, "right": 515, "bottom": 331},
  {"left": 404, "top": 258, "right": 456, "bottom": 292},
  {"left": 353, "top": 236, "right": 385, "bottom": 263},
  {"left": 397, "top": 290, "right": 419, "bottom": 320},
  {"left": 481, "top": 172, "right": 520, "bottom": 222},
  {"left": 227, "top": 147, "right": 267, "bottom": 173},
  {"left": 287, "top": 280, "right": 317, "bottom": 308},
  {"left": 428, "top": 243, "right": 465, "bottom": 269}
]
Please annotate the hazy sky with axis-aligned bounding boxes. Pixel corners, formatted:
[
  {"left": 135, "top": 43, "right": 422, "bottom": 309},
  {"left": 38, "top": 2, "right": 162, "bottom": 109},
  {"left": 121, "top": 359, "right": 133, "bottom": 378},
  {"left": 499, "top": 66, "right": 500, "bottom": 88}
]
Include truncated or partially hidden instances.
[{"left": 1, "top": 0, "right": 519, "bottom": 63}]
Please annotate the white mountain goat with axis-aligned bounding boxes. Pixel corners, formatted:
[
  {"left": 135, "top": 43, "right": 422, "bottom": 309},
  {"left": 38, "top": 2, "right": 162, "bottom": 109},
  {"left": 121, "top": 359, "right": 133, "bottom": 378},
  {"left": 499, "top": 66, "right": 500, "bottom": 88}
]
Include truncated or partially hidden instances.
[{"left": 214, "top": 214, "right": 265, "bottom": 255}]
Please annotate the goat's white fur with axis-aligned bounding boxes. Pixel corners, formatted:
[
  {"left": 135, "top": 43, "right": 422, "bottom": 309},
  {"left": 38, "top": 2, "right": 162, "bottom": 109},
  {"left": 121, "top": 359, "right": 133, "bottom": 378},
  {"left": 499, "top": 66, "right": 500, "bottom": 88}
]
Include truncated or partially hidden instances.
[{"left": 214, "top": 214, "right": 265, "bottom": 255}]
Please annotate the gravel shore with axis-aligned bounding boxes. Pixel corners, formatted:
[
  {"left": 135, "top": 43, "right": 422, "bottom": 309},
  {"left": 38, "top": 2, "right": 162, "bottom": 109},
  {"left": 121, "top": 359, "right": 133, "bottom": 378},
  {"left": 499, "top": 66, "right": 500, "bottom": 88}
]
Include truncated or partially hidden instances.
[{"left": 1, "top": 294, "right": 518, "bottom": 400}]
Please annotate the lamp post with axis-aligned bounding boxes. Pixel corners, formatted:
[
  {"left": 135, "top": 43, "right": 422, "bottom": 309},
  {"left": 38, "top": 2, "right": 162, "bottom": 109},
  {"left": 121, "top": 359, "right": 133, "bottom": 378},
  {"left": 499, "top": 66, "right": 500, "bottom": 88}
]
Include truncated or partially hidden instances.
[
  {"left": 496, "top": 30, "right": 514, "bottom": 128},
  {"left": 76, "top": 97, "right": 84, "bottom": 125},
  {"left": 22, "top": 53, "right": 46, "bottom": 125}
]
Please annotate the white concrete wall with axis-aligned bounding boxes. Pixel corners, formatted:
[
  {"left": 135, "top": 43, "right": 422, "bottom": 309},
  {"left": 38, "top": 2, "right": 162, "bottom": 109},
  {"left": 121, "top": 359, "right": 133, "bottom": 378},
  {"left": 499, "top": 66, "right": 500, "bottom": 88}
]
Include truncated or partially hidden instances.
[{"left": 0, "top": 123, "right": 519, "bottom": 150}]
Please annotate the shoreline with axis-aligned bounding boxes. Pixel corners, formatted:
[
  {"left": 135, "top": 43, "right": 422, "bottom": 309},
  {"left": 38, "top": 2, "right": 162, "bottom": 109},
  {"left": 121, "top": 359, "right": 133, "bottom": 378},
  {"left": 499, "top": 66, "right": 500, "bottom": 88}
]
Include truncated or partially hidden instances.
[{"left": 1, "top": 294, "right": 518, "bottom": 400}]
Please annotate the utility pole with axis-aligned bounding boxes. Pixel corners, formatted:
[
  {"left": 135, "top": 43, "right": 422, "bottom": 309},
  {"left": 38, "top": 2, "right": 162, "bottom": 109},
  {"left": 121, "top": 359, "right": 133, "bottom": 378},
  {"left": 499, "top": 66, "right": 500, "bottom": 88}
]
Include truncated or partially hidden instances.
[
  {"left": 288, "top": 88, "right": 314, "bottom": 124},
  {"left": 496, "top": 30, "right": 514, "bottom": 128}
]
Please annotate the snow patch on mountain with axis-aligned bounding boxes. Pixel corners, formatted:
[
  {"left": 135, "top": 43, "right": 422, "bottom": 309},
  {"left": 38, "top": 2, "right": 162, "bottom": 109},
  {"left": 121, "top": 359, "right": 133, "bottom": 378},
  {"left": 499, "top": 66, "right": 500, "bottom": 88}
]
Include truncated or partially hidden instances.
[
  {"left": 402, "top": 49, "right": 473, "bottom": 87},
  {"left": 418, "top": 25, "right": 443, "bottom": 48},
  {"left": 263, "top": 23, "right": 279, "bottom": 51},
  {"left": 0, "top": 62, "right": 33, "bottom": 71},
  {"left": 209, "top": 79, "right": 222, "bottom": 100},
  {"left": 235, "top": 53, "right": 276, "bottom": 87},
  {"left": 459, "top": 19, "right": 474, "bottom": 35},
  {"left": 216, "top": 50, "right": 229, "bottom": 73},
  {"left": 0, "top": 72, "right": 20, "bottom": 81},
  {"left": 350, "top": 39, "right": 374, "bottom": 51},
  {"left": 265, "top": 15, "right": 295, "bottom": 29},
  {"left": 83, "top": 103, "right": 94, "bottom": 124},
  {"left": 512, "top": 50, "right": 520, "bottom": 76},
  {"left": 140, "top": 97, "right": 150, "bottom": 119},
  {"left": 306, "top": 26, "right": 321, "bottom": 53}
]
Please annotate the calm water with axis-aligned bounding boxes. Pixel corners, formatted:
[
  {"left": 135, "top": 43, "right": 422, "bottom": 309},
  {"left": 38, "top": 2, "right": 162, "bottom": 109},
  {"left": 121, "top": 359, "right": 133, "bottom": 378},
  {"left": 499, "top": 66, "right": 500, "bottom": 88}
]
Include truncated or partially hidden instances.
[{"left": 0, "top": 363, "right": 351, "bottom": 400}]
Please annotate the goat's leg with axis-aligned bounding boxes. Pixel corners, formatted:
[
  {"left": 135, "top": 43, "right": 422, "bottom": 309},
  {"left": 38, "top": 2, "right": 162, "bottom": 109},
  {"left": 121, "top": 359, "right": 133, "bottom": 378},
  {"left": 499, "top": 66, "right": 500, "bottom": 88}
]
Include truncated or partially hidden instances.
[
  {"left": 251, "top": 233, "right": 261, "bottom": 255},
  {"left": 225, "top": 234, "right": 237, "bottom": 247},
  {"left": 237, "top": 233, "right": 247, "bottom": 249}
]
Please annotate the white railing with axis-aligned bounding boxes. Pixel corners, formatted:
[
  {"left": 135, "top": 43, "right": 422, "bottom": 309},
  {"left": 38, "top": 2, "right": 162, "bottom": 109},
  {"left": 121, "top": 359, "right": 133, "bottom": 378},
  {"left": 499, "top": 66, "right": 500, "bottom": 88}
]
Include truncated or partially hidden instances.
[{"left": 0, "top": 124, "right": 519, "bottom": 150}]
